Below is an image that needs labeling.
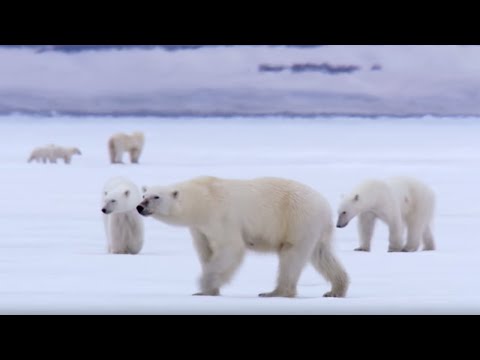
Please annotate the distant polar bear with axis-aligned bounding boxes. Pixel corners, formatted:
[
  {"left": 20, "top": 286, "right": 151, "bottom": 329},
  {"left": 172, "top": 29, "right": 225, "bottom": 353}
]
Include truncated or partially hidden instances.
[
  {"left": 28, "top": 145, "right": 81, "bottom": 164},
  {"left": 102, "top": 177, "right": 144, "bottom": 255},
  {"left": 137, "top": 176, "right": 349, "bottom": 298},
  {"left": 108, "top": 132, "right": 145, "bottom": 164},
  {"left": 336, "top": 177, "right": 436, "bottom": 252}
]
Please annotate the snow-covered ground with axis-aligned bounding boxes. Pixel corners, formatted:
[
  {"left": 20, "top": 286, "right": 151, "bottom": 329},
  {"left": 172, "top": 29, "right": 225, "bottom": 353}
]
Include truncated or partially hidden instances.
[{"left": 1, "top": 115, "right": 479, "bottom": 314}]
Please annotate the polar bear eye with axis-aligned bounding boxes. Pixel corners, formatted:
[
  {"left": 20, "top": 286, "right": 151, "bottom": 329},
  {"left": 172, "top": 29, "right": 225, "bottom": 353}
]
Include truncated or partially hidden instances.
[
  {"left": 154, "top": 196, "right": 160, "bottom": 200},
  {"left": 111, "top": 200, "right": 117, "bottom": 203},
  {"left": 172, "top": 191, "right": 179, "bottom": 199},
  {"left": 341, "top": 211, "right": 347, "bottom": 216}
]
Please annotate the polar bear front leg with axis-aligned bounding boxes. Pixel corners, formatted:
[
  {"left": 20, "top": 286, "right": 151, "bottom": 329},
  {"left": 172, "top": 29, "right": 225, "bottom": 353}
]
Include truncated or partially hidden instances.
[
  {"left": 194, "top": 234, "right": 245, "bottom": 297},
  {"left": 191, "top": 229, "right": 213, "bottom": 265},
  {"left": 356, "top": 212, "right": 376, "bottom": 252}
]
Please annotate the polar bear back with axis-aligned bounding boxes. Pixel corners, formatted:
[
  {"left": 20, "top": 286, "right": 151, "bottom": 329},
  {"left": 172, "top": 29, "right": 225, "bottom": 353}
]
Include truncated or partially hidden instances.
[
  {"left": 386, "top": 176, "right": 435, "bottom": 223},
  {"left": 175, "top": 176, "right": 333, "bottom": 247}
]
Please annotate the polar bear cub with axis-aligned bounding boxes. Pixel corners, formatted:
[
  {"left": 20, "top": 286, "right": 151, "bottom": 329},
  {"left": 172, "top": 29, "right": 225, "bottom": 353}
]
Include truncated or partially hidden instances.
[
  {"left": 337, "top": 176, "right": 435, "bottom": 252},
  {"left": 102, "top": 177, "right": 144, "bottom": 255},
  {"left": 137, "top": 176, "right": 349, "bottom": 298}
]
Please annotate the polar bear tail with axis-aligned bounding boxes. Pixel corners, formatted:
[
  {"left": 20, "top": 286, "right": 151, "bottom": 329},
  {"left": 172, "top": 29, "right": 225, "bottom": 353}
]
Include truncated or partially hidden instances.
[{"left": 311, "top": 224, "right": 350, "bottom": 298}]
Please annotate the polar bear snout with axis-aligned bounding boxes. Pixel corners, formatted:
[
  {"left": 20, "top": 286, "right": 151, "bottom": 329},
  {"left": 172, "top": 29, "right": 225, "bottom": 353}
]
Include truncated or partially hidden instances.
[
  {"left": 102, "top": 199, "right": 117, "bottom": 215},
  {"left": 137, "top": 205, "right": 153, "bottom": 216},
  {"left": 137, "top": 200, "right": 154, "bottom": 216},
  {"left": 137, "top": 194, "right": 167, "bottom": 216},
  {"left": 102, "top": 206, "right": 114, "bottom": 215},
  {"left": 336, "top": 213, "right": 350, "bottom": 228}
]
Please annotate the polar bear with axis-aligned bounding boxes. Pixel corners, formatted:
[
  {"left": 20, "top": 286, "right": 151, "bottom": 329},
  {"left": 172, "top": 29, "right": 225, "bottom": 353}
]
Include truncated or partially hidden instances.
[
  {"left": 28, "top": 145, "right": 81, "bottom": 164},
  {"left": 108, "top": 132, "right": 145, "bottom": 164},
  {"left": 137, "top": 176, "right": 349, "bottom": 298},
  {"left": 102, "top": 177, "right": 144, "bottom": 255},
  {"left": 336, "top": 177, "right": 436, "bottom": 253},
  {"left": 50, "top": 146, "right": 82, "bottom": 164}
]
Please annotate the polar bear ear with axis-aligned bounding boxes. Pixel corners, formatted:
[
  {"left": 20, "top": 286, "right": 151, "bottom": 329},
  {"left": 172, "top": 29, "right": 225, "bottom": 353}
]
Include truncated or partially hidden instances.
[
  {"left": 124, "top": 190, "right": 130, "bottom": 197},
  {"left": 142, "top": 186, "right": 148, "bottom": 193},
  {"left": 354, "top": 194, "right": 360, "bottom": 201}
]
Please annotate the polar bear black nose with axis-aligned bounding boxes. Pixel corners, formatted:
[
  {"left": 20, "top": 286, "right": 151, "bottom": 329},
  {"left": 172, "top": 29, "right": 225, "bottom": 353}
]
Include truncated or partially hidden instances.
[
  {"left": 101, "top": 208, "right": 107, "bottom": 214},
  {"left": 137, "top": 205, "right": 144, "bottom": 214}
]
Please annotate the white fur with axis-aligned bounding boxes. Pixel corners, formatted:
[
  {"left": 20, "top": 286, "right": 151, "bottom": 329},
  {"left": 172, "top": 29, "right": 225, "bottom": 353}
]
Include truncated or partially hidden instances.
[
  {"left": 28, "top": 145, "right": 81, "bottom": 164},
  {"left": 138, "top": 176, "right": 349, "bottom": 298},
  {"left": 108, "top": 132, "right": 145, "bottom": 164},
  {"left": 102, "top": 177, "right": 144, "bottom": 255},
  {"left": 337, "top": 176, "right": 436, "bottom": 252}
]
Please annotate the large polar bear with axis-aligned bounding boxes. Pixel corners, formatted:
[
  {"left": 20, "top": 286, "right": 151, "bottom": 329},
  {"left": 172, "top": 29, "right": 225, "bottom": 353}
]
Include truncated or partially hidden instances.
[
  {"left": 108, "top": 132, "right": 145, "bottom": 164},
  {"left": 28, "top": 145, "right": 81, "bottom": 164},
  {"left": 137, "top": 176, "right": 349, "bottom": 298},
  {"left": 102, "top": 177, "right": 144, "bottom": 255},
  {"left": 336, "top": 177, "right": 436, "bottom": 252}
]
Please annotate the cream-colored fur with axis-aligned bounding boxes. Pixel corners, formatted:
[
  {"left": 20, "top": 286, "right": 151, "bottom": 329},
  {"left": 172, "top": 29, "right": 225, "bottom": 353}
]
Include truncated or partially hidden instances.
[
  {"left": 138, "top": 176, "right": 349, "bottom": 298},
  {"left": 28, "top": 145, "right": 81, "bottom": 164},
  {"left": 337, "top": 176, "right": 436, "bottom": 252},
  {"left": 108, "top": 132, "right": 145, "bottom": 164}
]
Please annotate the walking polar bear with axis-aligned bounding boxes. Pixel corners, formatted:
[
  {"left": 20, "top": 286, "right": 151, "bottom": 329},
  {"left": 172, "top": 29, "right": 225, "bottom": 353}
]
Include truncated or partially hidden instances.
[
  {"left": 28, "top": 145, "right": 81, "bottom": 164},
  {"left": 137, "top": 176, "right": 349, "bottom": 298},
  {"left": 336, "top": 177, "right": 436, "bottom": 253},
  {"left": 108, "top": 132, "right": 145, "bottom": 164},
  {"left": 102, "top": 177, "right": 144, "bottom": 255}
]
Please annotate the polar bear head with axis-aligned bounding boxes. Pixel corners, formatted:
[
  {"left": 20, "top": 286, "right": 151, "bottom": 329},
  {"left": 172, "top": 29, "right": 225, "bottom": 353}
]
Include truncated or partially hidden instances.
[
  {"left": 137, "top": 177, "right": 215, "bottom": 227},
  {"left": 102, "top": 177, "right": 141, "bottom": 215},
  {"left": 336, "top": 194, "right": 363, "bottom": 228},
  {"left": 336, "top": 180, "right": 382, "bottom": 228}
]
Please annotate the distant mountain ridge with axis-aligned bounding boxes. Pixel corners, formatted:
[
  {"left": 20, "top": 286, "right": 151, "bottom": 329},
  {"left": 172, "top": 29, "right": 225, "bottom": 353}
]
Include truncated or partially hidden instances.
[
  {"left": 0, "top": 45, "right": 324, "bottom": 52},
  {"left": 1, "top": 45, "right": 480, "bottom": 117}
]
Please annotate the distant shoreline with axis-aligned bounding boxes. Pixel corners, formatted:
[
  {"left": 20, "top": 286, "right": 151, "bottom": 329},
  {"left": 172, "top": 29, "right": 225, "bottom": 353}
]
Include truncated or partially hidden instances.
[{"left": 2, "top": 111, "right": 480, "bottom": 120}]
